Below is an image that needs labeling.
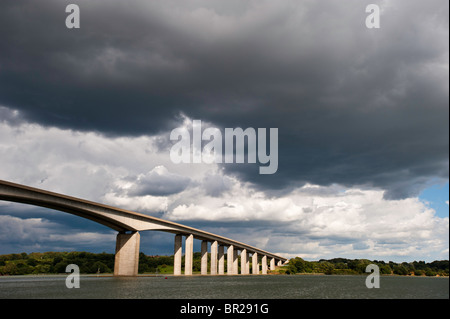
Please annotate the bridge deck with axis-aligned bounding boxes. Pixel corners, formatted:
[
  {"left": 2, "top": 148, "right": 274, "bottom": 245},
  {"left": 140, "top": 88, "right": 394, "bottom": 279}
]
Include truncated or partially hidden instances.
[{"left": 0, "top": 180, "right": 287, "bottom": 262}]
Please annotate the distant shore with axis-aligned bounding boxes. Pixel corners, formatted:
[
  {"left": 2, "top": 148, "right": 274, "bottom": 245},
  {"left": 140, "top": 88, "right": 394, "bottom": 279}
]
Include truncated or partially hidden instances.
[{"left": 1, "top": 252, "right": 448, "bottom": 277}]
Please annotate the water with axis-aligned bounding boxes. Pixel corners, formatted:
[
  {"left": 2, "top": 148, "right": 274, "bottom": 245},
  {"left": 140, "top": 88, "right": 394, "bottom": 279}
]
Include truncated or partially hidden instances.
[{"left": 0, "top": 275, "right": 448, "bottom": 299}]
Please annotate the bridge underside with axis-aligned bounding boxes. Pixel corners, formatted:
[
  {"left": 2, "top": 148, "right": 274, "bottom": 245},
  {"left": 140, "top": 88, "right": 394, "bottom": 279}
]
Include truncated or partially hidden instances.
[{"left": 0, "top": 180, "right": 288, "bottom": 276}]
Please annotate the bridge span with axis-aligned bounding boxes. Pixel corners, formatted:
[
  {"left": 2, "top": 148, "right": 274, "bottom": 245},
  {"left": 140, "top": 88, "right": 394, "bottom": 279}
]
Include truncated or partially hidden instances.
[{"left": 0, "top": 180, "right": 287, "bottom": 276}]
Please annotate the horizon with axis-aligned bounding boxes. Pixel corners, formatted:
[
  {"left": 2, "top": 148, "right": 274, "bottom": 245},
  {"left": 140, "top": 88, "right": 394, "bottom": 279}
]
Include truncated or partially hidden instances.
[{"left": 1, "top": 250, "right": 449, "bottom": 265}]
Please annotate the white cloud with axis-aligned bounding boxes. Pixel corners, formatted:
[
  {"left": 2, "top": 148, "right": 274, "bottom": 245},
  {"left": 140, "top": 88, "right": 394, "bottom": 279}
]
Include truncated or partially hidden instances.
[
  {"left": 165, "top": 183, "right": 449, "bottom": 261},
  {"left": 48, "top": 232, "right": 116, "bottom": 244},
  {"left": 103, "top": 192, "right": 168, "bottom": 213},
  {"left": 0, "top": 115, "right": 448, "bottom": 261}
]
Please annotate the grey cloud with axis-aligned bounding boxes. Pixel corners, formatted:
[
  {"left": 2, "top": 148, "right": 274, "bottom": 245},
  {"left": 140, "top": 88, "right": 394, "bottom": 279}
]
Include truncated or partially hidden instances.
[
  {"left": 202, "top": 172, "right": 233, "bottom": 197},
  {"left": 0, "top": 106, "right": 25, "bottom": 126},
  {"left": 128, "top": 167, "right": 190, "bottom": 196},
  {"left": 0, "top": 0, "right": 448, "bottom": 199},
  {"left": 352, "top": 242, "right": 370, "bottom": 251}
]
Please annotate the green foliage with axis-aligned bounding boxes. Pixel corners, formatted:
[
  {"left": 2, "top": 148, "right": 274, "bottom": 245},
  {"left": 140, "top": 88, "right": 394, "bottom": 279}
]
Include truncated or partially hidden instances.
[
  {"left": 0, "top": 252, "right": 448, "bottom": 277},
  {"left": 138, "top": 253, "right": 173, "bottom": 274},
  {"left": 285, "top": 257, "right": 449, "bottom": 276},
  {"left": 0, "top": 251, "right": 116, "bottom": 275},
  {"left": 0, "top": 251, "right": 175, "bottom": 275},
  {"left": 287, "top": 257, "right": 315, "bottom": 274}
]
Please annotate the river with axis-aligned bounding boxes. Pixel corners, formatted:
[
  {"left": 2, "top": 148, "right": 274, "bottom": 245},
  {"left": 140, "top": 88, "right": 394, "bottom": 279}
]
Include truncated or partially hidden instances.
[{"left": 0, "top": 274, "right": 447, "bottom": 299}]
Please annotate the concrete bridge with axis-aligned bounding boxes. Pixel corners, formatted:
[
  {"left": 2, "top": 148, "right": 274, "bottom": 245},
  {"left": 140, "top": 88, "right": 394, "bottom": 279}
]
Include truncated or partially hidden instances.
[{"left": 0, "top": 180, "right": 287, "bottom": 276}]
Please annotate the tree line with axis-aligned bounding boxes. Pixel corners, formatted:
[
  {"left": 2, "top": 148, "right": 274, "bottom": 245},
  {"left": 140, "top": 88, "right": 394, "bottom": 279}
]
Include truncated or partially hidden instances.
[
  {"left": 0, "top": 252, "right": 448, "bottom": 276},
  {"left": 0, "top": 251, "right": 209, "bottom": 275},
  {"left": 285, "top": 257, "right": 449, "bottom": 276},
  {"left": 0, "top": 252, "right": 116, "bottom": 275}
]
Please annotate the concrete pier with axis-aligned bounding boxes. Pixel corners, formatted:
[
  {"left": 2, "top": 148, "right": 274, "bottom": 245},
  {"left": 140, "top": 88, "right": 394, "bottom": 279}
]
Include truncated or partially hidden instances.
[
  {"left": 174, "top": 234, "right": 182, "bottom": 275},
  {"left": 185, "top": 234, "right": 194, "bottom": 275},
  {"left": 262, "top": 255, "right": 267, "bottom": 275},
  {"left": 171, "top": 235, "right": 279, "bottom": 276},
  {"left": 241, "top": 249, "right": 248, "bottom": 275},
  {"left": 245, "top": 251, "right": 250, "bottom": 274},
  {"left": 218, "top": 245, "right": 225, "bottom": 274},
  {"left": 211, "top": 241, "right": 218, "bottom": 275},
  {"left": 233, "top": 249, "right": 239, "bottom": 275},
  {"left": 117, "top": 234, "right": 279, "bottom": 277},
  {"left": 171, "top": 235, "right": 280, "bottom": 276},
  {"left": 114, "top": 231, "right": 140, "bottom": 276},
  {"left": 201, "top": 240, "right": 208, "bottom": 275},
  {"left": 227, "top": 245, "right": 234, "bottom": 275},
  {"left": 252, "top": 253, "right": 259, "bottom": 274}
]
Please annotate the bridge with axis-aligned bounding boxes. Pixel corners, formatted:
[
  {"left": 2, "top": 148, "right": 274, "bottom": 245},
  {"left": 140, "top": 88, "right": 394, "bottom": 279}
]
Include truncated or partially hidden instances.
[{"left": 0, "top": 180, "right": 288, "bottom": 276}]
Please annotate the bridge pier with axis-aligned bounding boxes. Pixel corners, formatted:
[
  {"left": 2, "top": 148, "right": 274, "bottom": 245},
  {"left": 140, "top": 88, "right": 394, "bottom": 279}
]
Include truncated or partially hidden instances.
[
  {"left": 246, "top": 252, "right": 250, "bottom": 274},
  {"left": 174, "top": 234, "right": 182, "bottom": 275},
  {"left": 171, "top": 237, "right": 278, "bottom": 276},
  {"left": 185, "top": 234, "right": 194, "bottom": 275},
  {"left": 241, "top": 249, "right": 248, "bottom": 275},
  {"left": 218, "top": 244, "right": 225, "bottom": 274},
  {"left": 270, "top": 257, "right": 275, "bottom": 271},
  {"left": 114, "top": 231, "right": 140, "bottom": 276},
  {"left": 233, "top": 249, "right": 239, "bottom": 275},
  {"left": 227, "top": 245, "right": 234, "bottom": 275},
  {"left": 252, "top": 253, "right": 259, "bottom": 274},
  {"left": 201, "top": 240, "right": 208, "bottom": 275},
  {"left": 261, "top": 255, "right": 268, "bottom": 274},
  {"left": 211, "top": 241, "right": 218, "bottom": 275},
  {"left": 113, "top": 230, "right": 282, "bottom": 277}
]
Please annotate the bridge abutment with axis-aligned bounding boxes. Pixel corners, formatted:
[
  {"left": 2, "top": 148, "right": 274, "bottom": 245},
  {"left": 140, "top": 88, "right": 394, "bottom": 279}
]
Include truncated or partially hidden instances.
[{"left": 114, "top": 231, "right": 140, "bottom": 276}]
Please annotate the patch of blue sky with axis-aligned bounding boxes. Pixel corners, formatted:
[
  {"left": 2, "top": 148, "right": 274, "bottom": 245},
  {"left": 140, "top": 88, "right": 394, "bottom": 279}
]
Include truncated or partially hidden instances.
[{"left": 419, "top": 182, "right": 449, "bottom": 218}]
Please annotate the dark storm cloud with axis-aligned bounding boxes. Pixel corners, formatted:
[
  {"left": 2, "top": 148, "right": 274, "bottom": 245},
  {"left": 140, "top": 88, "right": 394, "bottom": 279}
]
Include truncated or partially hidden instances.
[{"left": 0, "top": 0, "right": 448, "bottom": 199}]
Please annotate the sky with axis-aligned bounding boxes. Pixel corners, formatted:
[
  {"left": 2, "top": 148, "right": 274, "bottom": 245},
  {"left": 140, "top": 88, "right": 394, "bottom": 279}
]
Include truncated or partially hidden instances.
[{"left": 0, "top": 0, "right": 448, "bottom": 262}]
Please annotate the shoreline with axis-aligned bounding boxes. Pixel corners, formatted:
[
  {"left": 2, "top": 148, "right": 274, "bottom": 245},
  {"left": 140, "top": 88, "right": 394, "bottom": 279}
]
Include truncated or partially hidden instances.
[{"left": 1, "top": 272, "right": 448, "bottom": 278}]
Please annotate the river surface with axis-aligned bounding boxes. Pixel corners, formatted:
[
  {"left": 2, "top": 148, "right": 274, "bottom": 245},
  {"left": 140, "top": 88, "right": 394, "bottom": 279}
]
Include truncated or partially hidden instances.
[{"left": 0, "top": 274, "right": 448, "bottom": 299}]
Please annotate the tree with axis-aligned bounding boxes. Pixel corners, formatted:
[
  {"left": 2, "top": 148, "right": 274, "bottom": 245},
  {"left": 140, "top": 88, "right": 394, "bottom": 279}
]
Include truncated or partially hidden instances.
[
  {"left": 425, "top": 268, "right": 437, "bottom": 276},
  {"left": 378, "top": 264, "right": 392, "bottom": 275},
  {"left": 91, "top": 261, "right": 111, "bottom": 273},
  {"left": 393, "top": 265, "right": 408, "bottom": 276}
]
